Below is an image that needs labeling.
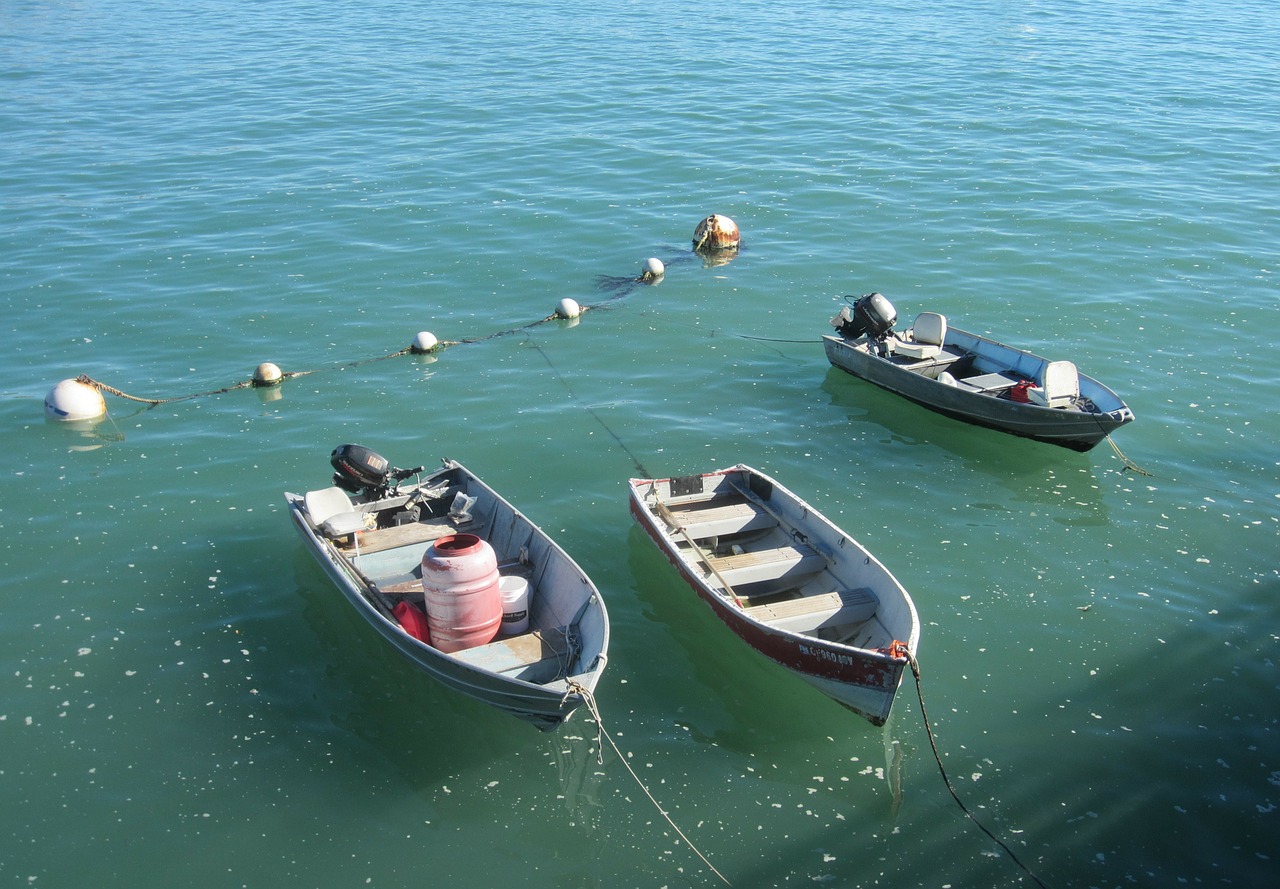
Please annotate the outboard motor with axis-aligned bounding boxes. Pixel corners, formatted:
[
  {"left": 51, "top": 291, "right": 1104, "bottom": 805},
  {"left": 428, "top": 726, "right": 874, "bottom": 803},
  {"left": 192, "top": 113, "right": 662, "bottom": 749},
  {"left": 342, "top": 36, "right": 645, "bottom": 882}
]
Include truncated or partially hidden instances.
[
  {"left": 330, "top": 444, "right": 392, "bottom": 496},
  {"left": 833, "top": 292, "right": 898, "bottom": 345},
  {"left": 330, "top": 444, "right": 426, "bottom": 515}
]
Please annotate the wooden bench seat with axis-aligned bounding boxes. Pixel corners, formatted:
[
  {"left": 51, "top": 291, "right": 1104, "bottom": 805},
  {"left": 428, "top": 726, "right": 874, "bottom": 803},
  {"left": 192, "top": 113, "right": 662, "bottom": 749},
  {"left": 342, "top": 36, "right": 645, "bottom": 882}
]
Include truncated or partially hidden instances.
[
  {"left": 704, "top": 543, "right": 826, "bottom": 586},
  {"left": 448, "top": 628, "right": 574, "bottom": 681},
  {"left": 665, "top": 497, "right": 777, "bottom": 540},
  {"left": 376, "top": 574, "right": 423, "bottom": 595},
  {"left": 744, "top": 588, "right": 878, "bottom": 634},
  {"left": 340, "top": 513, "right": 482, "bottom": 555}
]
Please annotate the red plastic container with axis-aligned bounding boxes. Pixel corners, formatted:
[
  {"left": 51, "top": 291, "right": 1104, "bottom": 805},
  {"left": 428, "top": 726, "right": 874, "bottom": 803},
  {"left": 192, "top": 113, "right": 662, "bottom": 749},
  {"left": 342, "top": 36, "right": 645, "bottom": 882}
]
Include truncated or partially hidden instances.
[
  {"left": 393, "top": 600, "right": 431, "bottom": 644},
  {"left": 421, "top": 533, "right": 502, "bottom": 653}
]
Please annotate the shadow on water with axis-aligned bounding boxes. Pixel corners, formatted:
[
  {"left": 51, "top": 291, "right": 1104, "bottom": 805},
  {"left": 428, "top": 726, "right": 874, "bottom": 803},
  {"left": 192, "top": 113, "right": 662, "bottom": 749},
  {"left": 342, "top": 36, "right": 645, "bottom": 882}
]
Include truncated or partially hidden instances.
[
  {"left": 593, "top": 243, "right": 740, "bottom": 300},
  {"left": 591, "top": 247, "right": 701, "bottom": 299},
  {"left": 624, "top": 524, "right": 917, "bottom": 801},
  {"left": 738, "top": 575, "right": 1280, "bottom": 888},
  {"left": 819, "top": 366, "right": 1115, "bottom": 525},
  {"left": 285, "top": 552, "right": 550, "bottom": 768},
  {"left": 818, "top": 366, "right": 1084, "bottom": 471}
]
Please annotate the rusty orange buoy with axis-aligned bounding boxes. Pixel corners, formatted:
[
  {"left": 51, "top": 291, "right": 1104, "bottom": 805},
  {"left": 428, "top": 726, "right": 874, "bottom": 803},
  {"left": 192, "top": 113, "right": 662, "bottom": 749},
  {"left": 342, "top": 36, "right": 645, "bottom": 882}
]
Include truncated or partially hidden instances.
[{"left": 692, "top": 214, "right": 740, "bottom": 251}]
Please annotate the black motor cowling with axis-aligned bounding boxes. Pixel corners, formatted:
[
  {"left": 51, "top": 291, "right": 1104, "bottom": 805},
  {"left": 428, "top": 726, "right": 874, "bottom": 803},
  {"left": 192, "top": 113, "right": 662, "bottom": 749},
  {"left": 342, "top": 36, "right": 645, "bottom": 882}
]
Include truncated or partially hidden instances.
[
  {"left": 833, "top": 292, "right": 897, "bottom": 342},
  {"left": 329, "top": 444, "right": 424, "bottom": 501},
  {"left": 330, "top": 444, "right": 392, "bottom": 494}
]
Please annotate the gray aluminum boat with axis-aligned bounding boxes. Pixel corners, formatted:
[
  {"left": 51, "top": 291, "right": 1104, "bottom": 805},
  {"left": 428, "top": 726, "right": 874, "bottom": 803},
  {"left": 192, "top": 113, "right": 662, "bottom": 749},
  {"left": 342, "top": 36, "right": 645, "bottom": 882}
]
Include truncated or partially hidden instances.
[
  {"left": 823, "top": 293, "right": 1134, "bottom": 452},
  {"left": 286, "top": 447, "right": 609, "bottom": 731}
]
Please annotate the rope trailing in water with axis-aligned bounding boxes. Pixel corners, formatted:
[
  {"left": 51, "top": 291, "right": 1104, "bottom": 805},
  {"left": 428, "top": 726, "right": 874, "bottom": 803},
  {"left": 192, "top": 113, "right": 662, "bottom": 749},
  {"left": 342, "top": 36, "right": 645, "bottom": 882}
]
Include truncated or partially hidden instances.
[
  {"left": 76, "top": 372, "right": 254, "bottom": 405},
  {"left": 73, "top": 346, "right": 429, "bottom": 407},
  {"left": 905, "top": 651, "right": 1051, "bottom": 889},
  {"left": 569, "top": 681, "right": 732, "bottom": 887},
  {"left": 1106, "top": 435, "right": 1151, "bottom": 476},
  {"left": 734, "top": 334, "right": 824, "bottom": 344},
  {"left": 523, "top": 333, "right": 652, "bottom": 480}
]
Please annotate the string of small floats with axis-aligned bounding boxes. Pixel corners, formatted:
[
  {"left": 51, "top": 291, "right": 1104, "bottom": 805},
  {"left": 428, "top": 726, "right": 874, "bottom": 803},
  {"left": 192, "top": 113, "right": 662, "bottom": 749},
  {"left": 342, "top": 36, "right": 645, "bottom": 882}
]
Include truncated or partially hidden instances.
[
  {"left": 44, "top": 254, "right": 678, "bottom": 419},
  {"left": 42, "top": 211, "right": 1066, "bottom": 887},
  {"left": 41, "top": 206, "right": 1142, "bottom": 483},
  {"left": 41, "top": 215, "right": 741, "bottom": 422}
]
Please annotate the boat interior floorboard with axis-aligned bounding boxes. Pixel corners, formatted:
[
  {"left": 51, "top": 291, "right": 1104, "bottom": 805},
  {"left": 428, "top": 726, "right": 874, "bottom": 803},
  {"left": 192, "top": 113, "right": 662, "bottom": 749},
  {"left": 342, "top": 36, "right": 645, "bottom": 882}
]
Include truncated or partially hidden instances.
[{"left": 449, "top": 627, "right": 576, "bottom": 682}]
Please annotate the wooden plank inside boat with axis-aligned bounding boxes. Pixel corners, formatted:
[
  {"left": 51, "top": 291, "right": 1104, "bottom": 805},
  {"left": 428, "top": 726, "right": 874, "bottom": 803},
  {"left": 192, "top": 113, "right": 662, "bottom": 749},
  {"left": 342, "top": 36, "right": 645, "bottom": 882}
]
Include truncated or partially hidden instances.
[
  {"left": 341, "top": 514, "right": 482, "bottom": 555},
  {"left": 705, "top": 543, "right": 826, "bottom": 585},
  {"left": 744, "top": 588, "right": 878, "bottom": 634},
  {"left": 665, "top": 497, "right": 777, "bottom": 540}
]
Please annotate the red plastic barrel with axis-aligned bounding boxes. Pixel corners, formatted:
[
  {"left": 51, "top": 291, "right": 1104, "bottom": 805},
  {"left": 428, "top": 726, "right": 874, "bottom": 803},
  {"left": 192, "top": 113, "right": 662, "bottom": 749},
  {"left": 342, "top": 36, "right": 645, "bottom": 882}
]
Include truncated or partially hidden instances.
[{"left": 421, "top": 533, "right": 502, "bottom": 653}]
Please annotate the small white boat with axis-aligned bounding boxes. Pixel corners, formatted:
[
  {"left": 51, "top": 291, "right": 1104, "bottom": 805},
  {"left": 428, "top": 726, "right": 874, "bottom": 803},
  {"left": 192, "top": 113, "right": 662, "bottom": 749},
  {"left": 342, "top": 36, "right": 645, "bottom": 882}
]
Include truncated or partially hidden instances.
[
  {"left": 286, "top": 446, "right": 609, "bottom": 731},
  {"left": 629, "top": 465, "right": 919, "bottom": 727},
  {"left": 824, "top": 293, "right": 1135, "bottom": 452}
]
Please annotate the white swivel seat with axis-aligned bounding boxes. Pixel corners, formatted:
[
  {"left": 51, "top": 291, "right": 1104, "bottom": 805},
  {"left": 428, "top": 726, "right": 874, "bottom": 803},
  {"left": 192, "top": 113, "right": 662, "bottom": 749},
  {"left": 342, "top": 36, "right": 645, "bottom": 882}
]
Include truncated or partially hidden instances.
[
  {"left": 303, "top": 487, "right": 369, "bottom": 538},
  {"left": 1030, "top": 360, "right": 1080, "bottom": 408},
  {"left": 893, "top": 312, "right": 947, "bottom": 360}
]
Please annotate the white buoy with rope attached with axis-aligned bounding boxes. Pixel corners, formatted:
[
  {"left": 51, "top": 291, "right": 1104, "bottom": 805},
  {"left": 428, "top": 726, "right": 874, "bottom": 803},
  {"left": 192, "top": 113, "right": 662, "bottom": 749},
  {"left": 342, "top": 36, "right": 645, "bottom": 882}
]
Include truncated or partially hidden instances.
[
  {"left": 555, "top": 297, "right": 581, "bottom": 320},
  {"left": 640, "top": 257, "right": 665, "bottom": 282},
  {"left": 44, "top": 378, "right": 107, "bottom": 420},
  {"left": 252, "top": 362, "right": 283, "bottom": 387},
  {"left": 409, "top": 331, "right": 439, "bottom": 353}
]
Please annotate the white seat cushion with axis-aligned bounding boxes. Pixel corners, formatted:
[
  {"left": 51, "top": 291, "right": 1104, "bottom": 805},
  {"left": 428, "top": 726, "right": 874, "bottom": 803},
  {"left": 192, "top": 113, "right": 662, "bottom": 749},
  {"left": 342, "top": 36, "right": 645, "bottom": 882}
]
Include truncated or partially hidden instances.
[
  {"left": 1030, "top": 361, "right": 1080, "bottom": 408},
  {"left": 303, "top": 486, "right": 355, "bottom": 527},
  {"left": 893, "top": 312, "right": 947, "bottom": 360}
]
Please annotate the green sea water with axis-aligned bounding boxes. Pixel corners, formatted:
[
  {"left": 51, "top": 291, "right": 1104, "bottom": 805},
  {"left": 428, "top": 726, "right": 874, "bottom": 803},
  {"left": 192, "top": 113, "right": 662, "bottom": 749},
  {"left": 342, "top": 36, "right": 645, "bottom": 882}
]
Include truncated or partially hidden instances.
[{"left": 2, "top": 0, "right": 1277, "bottom": 886}]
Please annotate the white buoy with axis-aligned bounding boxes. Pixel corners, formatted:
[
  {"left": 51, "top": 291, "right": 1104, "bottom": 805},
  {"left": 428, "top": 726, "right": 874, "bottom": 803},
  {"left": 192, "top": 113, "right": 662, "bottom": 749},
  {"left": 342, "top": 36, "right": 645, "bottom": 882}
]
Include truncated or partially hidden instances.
[
  {"left": 556, "top": 298, "right": 581, "bottom": 320},
  {"left": 253, "top": 362, "right": 283, "bottom": 387},
  {"left": 641, "top": 257, "right": 665, "bottom": 282},
  {"left": 44, "top": 378, "right": 106, "bottom": 421},
  {"left": 410, "top": 331, "right": 439, "bottom": 353}
]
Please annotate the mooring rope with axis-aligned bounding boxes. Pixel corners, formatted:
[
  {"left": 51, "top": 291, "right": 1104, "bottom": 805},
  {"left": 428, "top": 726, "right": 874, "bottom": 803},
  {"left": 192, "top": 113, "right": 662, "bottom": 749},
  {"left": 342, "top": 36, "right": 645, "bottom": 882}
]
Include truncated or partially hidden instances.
[
  {"left": 523, "top": 333, "right": 653, "bottom": 480},
  {"left": 73, "top": 346, "right": 427, "bottom": 407},
  {"left": 569, "top": 681, "right": 732, "bottom": 886},
  {"left": 1106, "top": 435, "right": 1151, "bottom": 476},
  {"left": 734, "top": 333, "right": 823, "bottom": 345},
  {"left": 905, "top": 651, "right": 1051, "bottom": 889},
  {"left": 76, "top": 372, "right": 255, "bottom": 405}
]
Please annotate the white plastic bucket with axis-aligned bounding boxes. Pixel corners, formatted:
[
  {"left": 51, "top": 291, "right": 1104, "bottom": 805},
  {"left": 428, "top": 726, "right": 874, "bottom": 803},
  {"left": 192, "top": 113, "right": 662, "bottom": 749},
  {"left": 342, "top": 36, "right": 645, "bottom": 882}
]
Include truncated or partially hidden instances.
[{"left": 498, "top": 575, "right": 530, "bottom": 635}]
